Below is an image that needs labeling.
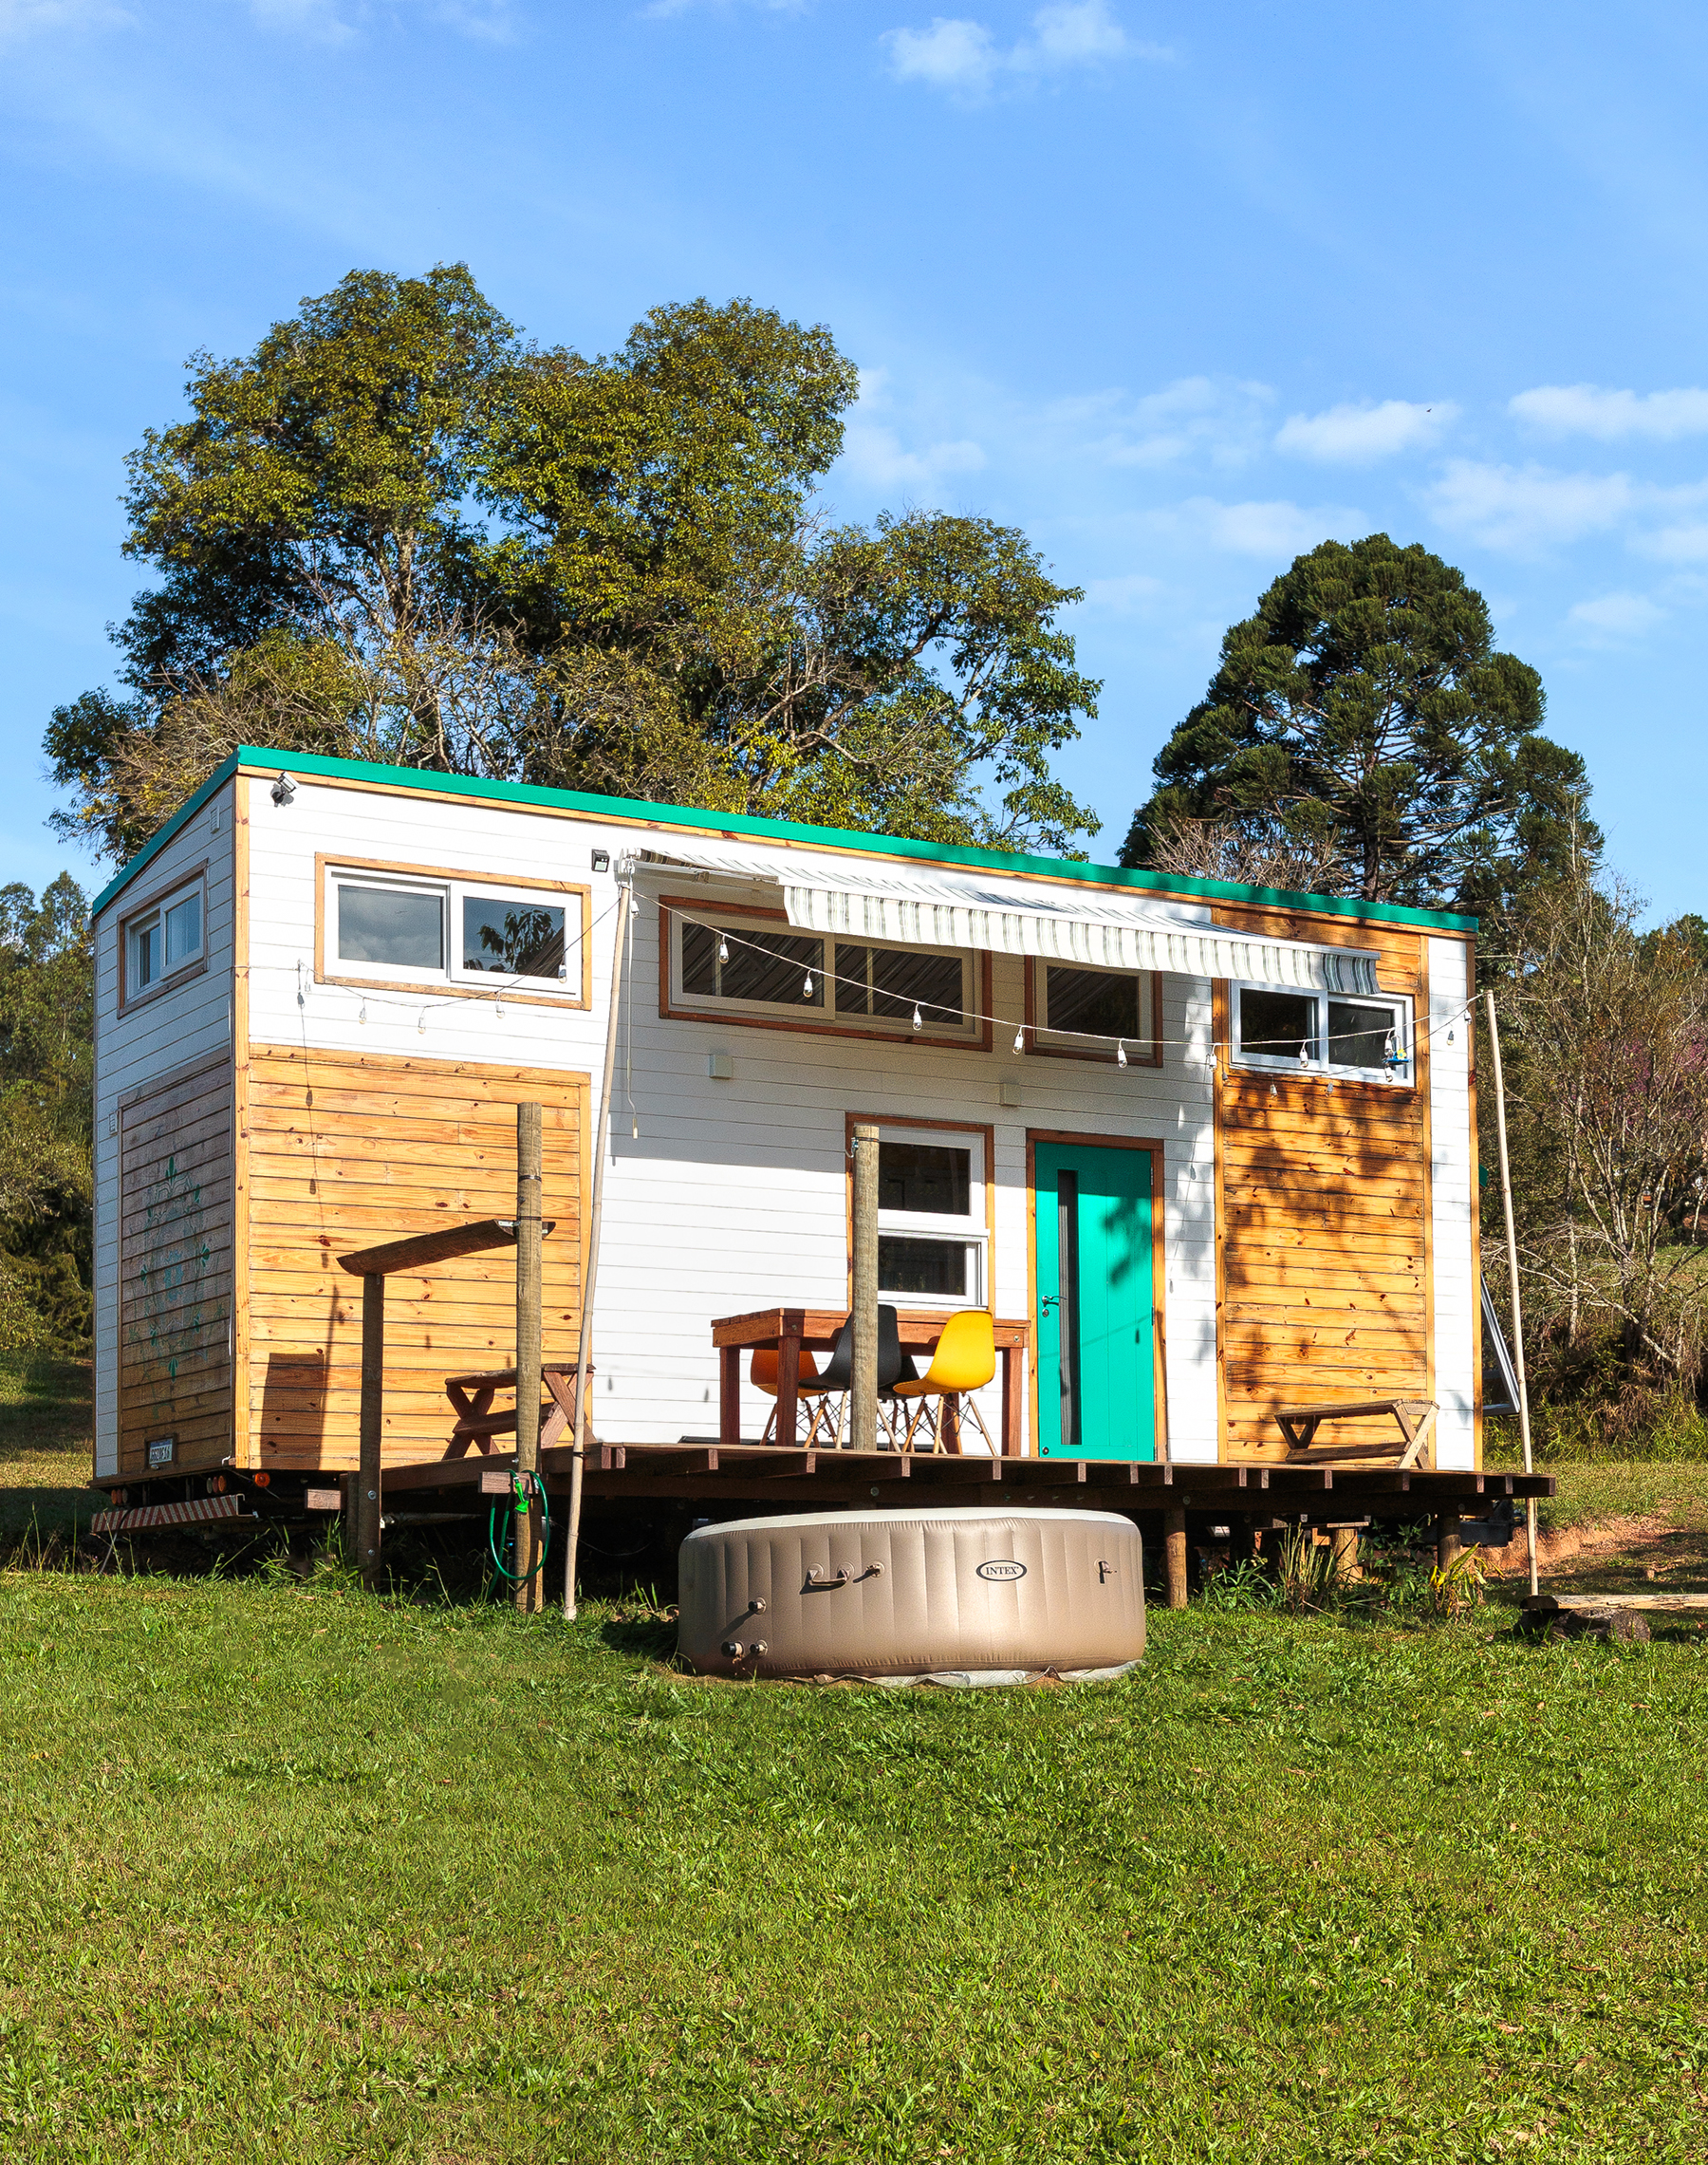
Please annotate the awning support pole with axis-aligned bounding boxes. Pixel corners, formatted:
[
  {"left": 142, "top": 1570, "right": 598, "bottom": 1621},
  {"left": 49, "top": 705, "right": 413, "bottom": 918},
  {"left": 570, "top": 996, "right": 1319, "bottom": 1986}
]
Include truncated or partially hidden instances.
[
  {"left": 1485, "top": 989, "right": 1538, "bottom": 1598},
  {"left": 565, "top": 874, "right": 633, "bottom": 1621}
]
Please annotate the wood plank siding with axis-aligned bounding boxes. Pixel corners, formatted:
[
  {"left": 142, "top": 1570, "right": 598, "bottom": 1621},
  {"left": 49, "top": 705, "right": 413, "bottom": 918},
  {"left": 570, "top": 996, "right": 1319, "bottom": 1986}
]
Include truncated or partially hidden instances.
[
  {"left": 240, "top": 1045, "right": 590, "bottom": 1470},
  {"left": 1211, "top": 905, "right": 1439, "bottom": 1463},
  {"left": 118, "top": 1057, "right": 235, "bottom": 1474}
]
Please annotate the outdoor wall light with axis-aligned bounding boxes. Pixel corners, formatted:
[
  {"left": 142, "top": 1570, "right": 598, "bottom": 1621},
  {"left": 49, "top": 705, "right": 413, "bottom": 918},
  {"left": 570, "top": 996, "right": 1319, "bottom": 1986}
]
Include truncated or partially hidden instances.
[
  {"left": 270, "top": 773, "right": 297, "bottom": 806},
  {"left": 591, "top": 848, "right": 610, "bottom": 871}
]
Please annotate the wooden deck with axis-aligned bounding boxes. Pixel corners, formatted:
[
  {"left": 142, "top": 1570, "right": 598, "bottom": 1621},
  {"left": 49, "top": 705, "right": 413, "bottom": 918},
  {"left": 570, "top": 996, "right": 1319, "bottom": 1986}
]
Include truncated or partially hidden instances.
[{"left": 373, "top": 1439, "right": 1552, "bottom": 1521}]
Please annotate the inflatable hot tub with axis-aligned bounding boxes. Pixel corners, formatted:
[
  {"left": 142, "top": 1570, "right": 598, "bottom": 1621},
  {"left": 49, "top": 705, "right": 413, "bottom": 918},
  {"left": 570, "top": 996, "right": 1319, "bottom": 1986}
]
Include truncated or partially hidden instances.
[{"left": 678, "top": 1507, "right": 1144, "bottom": 1684}]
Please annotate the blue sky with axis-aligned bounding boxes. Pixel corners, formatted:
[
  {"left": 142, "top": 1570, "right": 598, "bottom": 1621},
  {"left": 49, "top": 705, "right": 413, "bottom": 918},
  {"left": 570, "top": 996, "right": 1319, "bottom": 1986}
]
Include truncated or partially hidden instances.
[{"left": 4, "top": 0, "right": 1706, "bottom": 917}]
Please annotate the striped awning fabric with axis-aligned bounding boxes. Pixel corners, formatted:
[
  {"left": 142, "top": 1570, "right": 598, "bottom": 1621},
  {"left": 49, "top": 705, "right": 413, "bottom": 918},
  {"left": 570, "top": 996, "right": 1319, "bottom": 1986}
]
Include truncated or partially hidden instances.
[{"left": 637, "top": 841, "right": 1381, "bottom": 996}]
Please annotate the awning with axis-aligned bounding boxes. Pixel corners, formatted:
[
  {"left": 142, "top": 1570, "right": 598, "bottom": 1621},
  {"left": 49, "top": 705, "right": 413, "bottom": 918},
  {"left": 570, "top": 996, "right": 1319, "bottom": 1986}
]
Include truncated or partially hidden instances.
[{"left": 635, "top": 841, "right": 1381, "bottom": 996}]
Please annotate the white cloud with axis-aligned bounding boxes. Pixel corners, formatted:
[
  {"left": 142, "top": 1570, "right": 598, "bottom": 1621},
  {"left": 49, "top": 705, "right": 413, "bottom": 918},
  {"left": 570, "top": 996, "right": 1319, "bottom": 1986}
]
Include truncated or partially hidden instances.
[
  {"left": 1273, "top": 398, "right": 1456, "bottom": 464},
  {"left": 1510, "top": 383, "right": 1708, "bottom": 441},
  {"left": 839, "top": 420, "right": 987, "bottom": 495},
  {"left": 0, "top": 0, "right": 127, "bottom": 39},
  {"left": 249, "top": 0, "right": 515, "bottom": 41},
  {"left": 1084, "top": 571, "right": 1167, "bottom": 615},
  {"left": 882, "top": 0, "right": 1167, "bottom": 99},
  {"left": 1053, "top": 375, "right": 1273, "bottom": 470},
  {"left": 1643, "top": 520, "right": 1708, "bottom": 563},
  {"left": 1151, "top": 496, "right": 1363, "bottom": 560},
  {"left": 1568, "top": 590, "right": 1665, "bottom": 643},
  {"left": 1424, "top": 459, "right": 1639, "bottom": 552}
]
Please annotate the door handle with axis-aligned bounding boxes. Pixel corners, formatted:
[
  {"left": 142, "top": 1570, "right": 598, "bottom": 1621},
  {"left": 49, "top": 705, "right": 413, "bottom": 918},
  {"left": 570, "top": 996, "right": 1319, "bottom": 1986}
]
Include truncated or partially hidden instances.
[{"left": 1041, "top": 1295, "right": 1059, "bottom": 1315}]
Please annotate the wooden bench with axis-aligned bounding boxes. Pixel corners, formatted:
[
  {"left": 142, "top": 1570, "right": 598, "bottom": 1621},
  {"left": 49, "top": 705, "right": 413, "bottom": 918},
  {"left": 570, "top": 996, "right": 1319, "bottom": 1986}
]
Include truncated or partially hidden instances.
[
  {"left": 444, "top": 1364, "right": 595, "bottom": 1459},
  {"left": 1273, "top": 1398, "right": 1437, "bottom": 1469}
]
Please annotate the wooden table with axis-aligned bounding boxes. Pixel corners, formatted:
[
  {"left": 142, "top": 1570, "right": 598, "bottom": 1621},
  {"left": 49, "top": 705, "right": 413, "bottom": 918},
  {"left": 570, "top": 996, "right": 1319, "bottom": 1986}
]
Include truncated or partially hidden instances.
[
  {"left": 444, "top": 1364, "right": 594, "bottom": 1458},
  {"left": 711, "top": 1308, "right": 1030, "bottom": 1456}
]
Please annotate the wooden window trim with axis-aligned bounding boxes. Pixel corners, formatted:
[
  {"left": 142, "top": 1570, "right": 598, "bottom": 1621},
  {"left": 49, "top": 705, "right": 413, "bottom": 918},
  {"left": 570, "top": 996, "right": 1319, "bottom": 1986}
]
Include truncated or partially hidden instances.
[
  {"left": 844, "top": 1111, "right": 998, "bottom": 1312},
  {"left": 1024, "top": 1129, "right": 1168, "bottom": 1463},
  {"left": 314, "top": 852, "right": 593, "bottom": 1010},
  {"left": 1020, "top": 959, "right": 1163, "bottom": 1066},
  {"left": 660, "top": 896, "right": 994, "bottom": 1054},
  {"left": 117, "top": 861, "right": 211, "bottom": 1017},
  {"left": 1227, "top": 980, "right": 1418, "bottom": 1093}
]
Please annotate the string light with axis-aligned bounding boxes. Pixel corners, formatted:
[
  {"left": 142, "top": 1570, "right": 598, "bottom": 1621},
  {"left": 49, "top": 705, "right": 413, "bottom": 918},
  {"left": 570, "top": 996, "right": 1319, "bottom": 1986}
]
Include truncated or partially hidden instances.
[
  {"left": 358, "top": 998, "right": 367, "bottom": 1024},
  {"left": 418, "top": 1009, "right": 427, "bottom": 1035},
  {"left": 912, "top": 1003, "right": 923, "bottom": 1032},
  {"left": 1116, "top": 1038, "right": 1127, "bottom": 1068},
  {"left": 803, "top": 970, "right": 814, "bottom": 999},
  {"left": 718, "top": 934, "right": 730, "bottom": 963},
  {"left": 1013, "top": 1027, "right": 1026, "bottom": 1054}
]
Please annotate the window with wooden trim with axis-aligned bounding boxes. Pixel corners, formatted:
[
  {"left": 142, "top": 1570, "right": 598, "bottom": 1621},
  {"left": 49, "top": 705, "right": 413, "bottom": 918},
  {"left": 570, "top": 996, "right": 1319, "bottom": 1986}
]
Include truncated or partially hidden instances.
[
  {"left": 872, "top": 1125, "right": 989, "bottom": 1305},
  {"left": 1032, "top": 962, "right": 1158, "bottom": 1062},
  {"left": 325, "top": 867, "right": 580, "bottom": 996},
  {"left": 1232, "top": 982, "right": 1413, "bottom": 1083},
  {"left": 123, "top": 877, "right": 204, "bottom": 998},
  {"left": 671, "top": 910, "right": 978, "bottom": 1041}
]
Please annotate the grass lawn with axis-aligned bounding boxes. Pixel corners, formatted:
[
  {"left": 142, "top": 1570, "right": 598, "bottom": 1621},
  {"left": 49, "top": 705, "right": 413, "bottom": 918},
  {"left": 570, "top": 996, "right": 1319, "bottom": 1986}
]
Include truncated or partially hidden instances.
[{"left": 2, "top": 1363, "right": 1706, "bottom": 2161}]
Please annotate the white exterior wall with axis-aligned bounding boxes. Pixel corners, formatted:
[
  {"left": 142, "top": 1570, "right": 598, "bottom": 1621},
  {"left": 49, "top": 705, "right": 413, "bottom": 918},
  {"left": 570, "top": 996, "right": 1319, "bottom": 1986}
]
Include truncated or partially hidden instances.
[
  {"left": 91, "top": 780, "right": 238, "bottom": 1479},
  {"left": 1427, "top": 934, "right": 1476, "bottom": 1467},
  {"left": 245, "top": 776, "right": 1222, "bottom": 1458}
]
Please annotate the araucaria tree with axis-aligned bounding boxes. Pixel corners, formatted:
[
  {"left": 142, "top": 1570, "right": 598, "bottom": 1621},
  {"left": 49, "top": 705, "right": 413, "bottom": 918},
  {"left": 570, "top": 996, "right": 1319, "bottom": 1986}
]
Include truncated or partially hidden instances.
[
  {"left": 47, "top": 267, "right": 1099, "bottom": 863},
  {"left": 1123, "top": 534, "right": 1596, "bottom": 912}
]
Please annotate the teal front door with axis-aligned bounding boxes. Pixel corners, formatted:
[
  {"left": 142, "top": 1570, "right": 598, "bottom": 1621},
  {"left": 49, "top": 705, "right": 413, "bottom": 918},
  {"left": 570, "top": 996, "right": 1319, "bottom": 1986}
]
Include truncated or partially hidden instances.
[{"left": 1033, "top": 1142, "right": 1155, "bottom": 1460}]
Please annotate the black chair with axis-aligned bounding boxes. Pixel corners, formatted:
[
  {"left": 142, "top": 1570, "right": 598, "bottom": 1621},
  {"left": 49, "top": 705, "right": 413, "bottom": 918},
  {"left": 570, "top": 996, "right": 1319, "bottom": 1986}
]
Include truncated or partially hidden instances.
[{"left": 798, "top": 1306, "right": 906, "bottom": 1447}]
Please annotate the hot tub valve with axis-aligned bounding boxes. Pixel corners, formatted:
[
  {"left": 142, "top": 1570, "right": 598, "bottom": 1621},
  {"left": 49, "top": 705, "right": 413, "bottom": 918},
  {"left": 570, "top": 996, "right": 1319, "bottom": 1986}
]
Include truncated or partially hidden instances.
[{"left": 748, "top": 1597, "right": 767, "bottom": 1614}]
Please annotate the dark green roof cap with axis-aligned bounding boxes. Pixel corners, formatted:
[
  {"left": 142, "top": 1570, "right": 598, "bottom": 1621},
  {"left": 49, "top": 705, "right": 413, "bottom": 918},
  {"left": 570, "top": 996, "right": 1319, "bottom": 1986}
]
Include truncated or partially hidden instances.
[{"left": 90, "top": 746, "right": 1478, "bottom": 933}]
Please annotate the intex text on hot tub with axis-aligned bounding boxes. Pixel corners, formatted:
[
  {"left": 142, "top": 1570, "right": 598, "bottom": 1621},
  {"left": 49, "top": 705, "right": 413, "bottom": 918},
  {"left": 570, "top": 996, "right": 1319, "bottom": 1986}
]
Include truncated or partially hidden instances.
[{"left": 677, "top": 1508, "right": 1145, "bottom": 1686}]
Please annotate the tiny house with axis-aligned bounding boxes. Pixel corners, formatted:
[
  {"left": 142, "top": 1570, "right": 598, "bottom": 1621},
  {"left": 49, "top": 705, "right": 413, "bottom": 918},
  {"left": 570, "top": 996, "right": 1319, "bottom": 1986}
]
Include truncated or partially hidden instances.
[{"left": 89, "top": 747, "right": 1482, "bottom": 1494}]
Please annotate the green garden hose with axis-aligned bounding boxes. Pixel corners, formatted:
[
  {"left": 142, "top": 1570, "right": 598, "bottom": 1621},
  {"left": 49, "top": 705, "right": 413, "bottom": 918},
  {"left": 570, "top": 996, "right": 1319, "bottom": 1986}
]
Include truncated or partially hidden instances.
[{"left": 487, "top": 1469, "right": 552, "bottom": 1586}]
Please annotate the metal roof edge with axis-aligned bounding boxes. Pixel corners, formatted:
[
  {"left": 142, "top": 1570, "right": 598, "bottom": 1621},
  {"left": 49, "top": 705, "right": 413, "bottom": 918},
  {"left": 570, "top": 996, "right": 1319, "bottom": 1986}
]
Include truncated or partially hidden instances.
[
  {"left": 90, "top": 744, "right": 1479, "bottom": 933},
  {"left": 89, "top": 755, "right": 241, "bottom": 919}
]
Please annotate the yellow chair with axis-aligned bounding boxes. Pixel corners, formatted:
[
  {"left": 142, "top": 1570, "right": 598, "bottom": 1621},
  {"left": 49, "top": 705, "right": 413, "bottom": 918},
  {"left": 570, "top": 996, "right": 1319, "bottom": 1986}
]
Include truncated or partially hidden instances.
[
  {"left": 751, "top": 1346, "right": 823, "bottom": 1444},
  {"left": 890, "top": 1310, "right": 996, "bottom": 1453}
]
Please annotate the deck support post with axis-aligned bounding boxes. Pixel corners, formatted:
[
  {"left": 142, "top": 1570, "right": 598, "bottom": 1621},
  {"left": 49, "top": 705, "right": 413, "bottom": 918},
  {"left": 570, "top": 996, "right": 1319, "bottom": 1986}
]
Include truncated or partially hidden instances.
[
  {"left": 1330, "top": 1526, "right": 1360, "bottom": 1582},
  {"left": 850, "top": 1124, "right": 880, "bottom": 1455},
  {"left": 1436, "top": 1516, "right": 1464, "bottom": 1574},
  {"left": 357, "top": 1271, "right": 383, "bottom": 1590},
  {"left": 566, "top": 872, "right": 633, "bottom": 1620},
  {"left": 514, "top": 1102, "right": 544, "bottom": 1614},
  {"left": 1163, "top": 1506, "right": 1188, "bottom": 1609}
]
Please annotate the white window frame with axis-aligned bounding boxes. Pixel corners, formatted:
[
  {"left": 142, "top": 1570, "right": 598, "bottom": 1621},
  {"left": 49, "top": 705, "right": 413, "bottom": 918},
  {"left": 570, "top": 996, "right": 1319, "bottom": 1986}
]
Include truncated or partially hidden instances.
[
  {"left": 324, "top": 867, "right": 580, "bottom": 998},
  {"left": 1231, "top": 981, "right": 1414, "bottom": 1086},
  {"left": 872, "top": 1122, "right": 989, "bottom": 1310},
  {"left": 123, "top": 876, "right": 205, "bottom": 1000},
  {"left": 1033, "top": 961, "right": 1158, "bottom": 1061},
  {"left": 669, "top": 911, "right": 979, "bottom": 1042}
]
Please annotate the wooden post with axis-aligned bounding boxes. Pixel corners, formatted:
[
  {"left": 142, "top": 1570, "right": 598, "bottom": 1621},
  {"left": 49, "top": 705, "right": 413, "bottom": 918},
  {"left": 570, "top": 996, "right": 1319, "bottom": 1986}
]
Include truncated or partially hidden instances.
[
  {"left": 1437, "top": 1516, "right": 1463, "bottom": 1574},
  {"left": 566, "top": 876, "right": 632, "bottom": 1620},
  {"left": 357, "top": 1272, "right": 383, "bottom": 1590},
  {"left": 513, "top": 1102, "right": 544, "bottom": 1614},
  {"left": 1330, "top": 1526, "right": 1360, "bottom": 1581},
  {"left": 1164, "top": 1506, "right": 1188, "bottom": 1610},
  {"left": 1486, "top": 991, "right": 1539, "bottom": 1598},
  {"left": 850, "top": 1123, "right": 880, "bottom": 1455}
]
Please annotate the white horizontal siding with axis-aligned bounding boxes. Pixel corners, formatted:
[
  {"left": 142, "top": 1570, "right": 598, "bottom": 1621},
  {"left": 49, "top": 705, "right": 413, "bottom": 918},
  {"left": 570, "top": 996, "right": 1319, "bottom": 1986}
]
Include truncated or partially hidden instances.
[
  {"left": 1428, "top": 936, "right": 1476, "bottom": 1467},
  {"left": 92, "top": 782, "right": 238, "bottom": 1478},
  {"left": 244, "top": 779, "right": 1221, "bottom": 1455}
]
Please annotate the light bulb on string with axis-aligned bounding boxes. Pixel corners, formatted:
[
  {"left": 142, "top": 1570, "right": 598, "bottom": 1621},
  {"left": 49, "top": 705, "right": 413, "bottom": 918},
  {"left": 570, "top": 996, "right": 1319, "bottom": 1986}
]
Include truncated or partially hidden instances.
[
  {"left": 418, "top": 1010, "right": 427, "bottom": 1036},
  {"left": 631, "top": 1116, "right": 639, "bottom": 1139},
  {"left": 912, "top": 1004, "right": 922, "bottom": 1032},
  {"left": 803, "top": 970, "right": 814, "bottom": 999},
  {"left": 1116, "top": 1038, "right": 1127, "bottom": 1068},
  {"left": 1013, "top": 1027, "right": 1025, "bottom": 1054},
  {"left": 717, "top": 934, "right": 729, "bottom": 963},
  {"left": 358, "top": 998, "right": 367, "bottom": 1025}
]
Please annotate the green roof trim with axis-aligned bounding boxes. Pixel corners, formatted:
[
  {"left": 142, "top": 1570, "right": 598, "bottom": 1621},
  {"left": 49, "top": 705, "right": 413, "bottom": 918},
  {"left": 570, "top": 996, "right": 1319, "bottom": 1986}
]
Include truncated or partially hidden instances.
[
  {"left": 91, "top": 744, "right": 1478, "bottom": 933},
  {"left": 90, "top": 755, "right": 242, "bottom": 919}
]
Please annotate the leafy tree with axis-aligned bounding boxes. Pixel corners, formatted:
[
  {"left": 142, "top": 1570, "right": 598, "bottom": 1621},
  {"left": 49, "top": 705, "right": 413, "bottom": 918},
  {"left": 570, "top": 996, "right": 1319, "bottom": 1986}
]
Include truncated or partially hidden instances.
[
  {"left": 48, "top": 268, "right": 1099, "bottom": 862},
  {"left": 1122, "top": 534, "right": 1597, "bottom": 912},
  {"left": 0, "top": 877, "right": 93, "bottom": 1352}
]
